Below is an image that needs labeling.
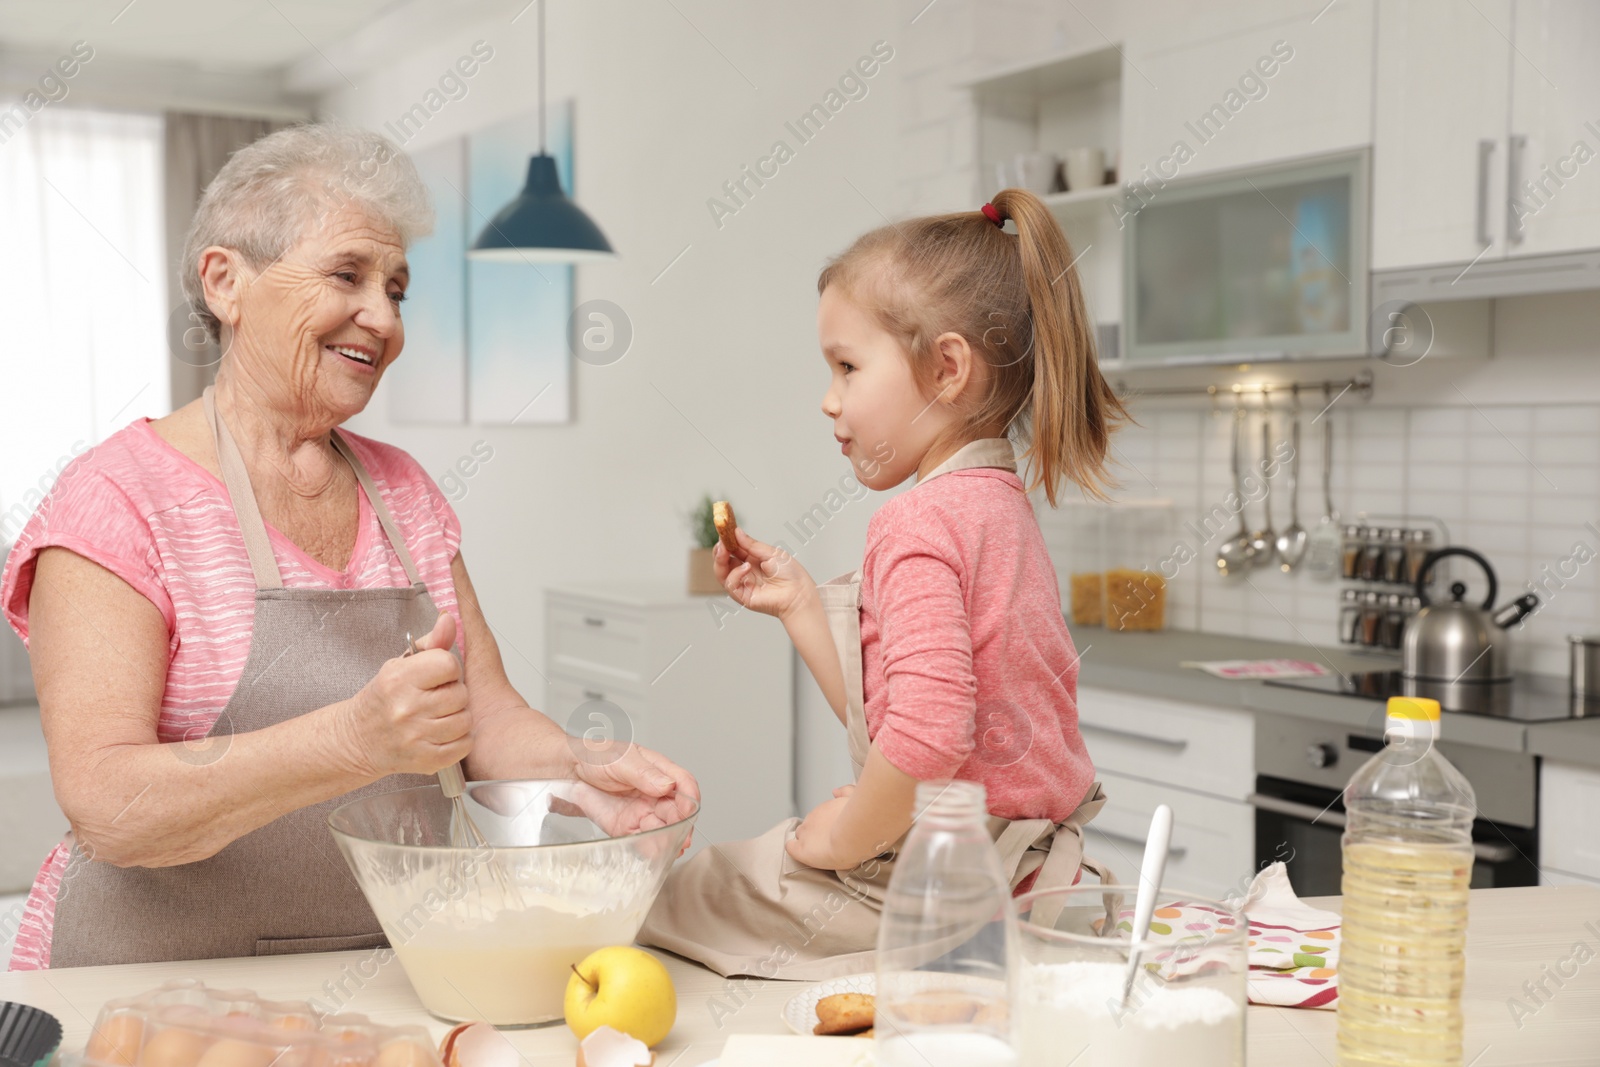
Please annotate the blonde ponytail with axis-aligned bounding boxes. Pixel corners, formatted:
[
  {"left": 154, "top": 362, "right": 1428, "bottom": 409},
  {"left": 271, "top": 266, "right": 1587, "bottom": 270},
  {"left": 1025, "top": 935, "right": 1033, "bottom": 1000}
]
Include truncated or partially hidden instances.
[{"left": 817, "top": 187, "right": 1127, "bottom": 507}]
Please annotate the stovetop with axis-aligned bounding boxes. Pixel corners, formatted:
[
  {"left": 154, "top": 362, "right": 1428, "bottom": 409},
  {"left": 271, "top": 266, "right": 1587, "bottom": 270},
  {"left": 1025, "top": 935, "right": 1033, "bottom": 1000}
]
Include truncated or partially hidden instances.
[{"left": 1265, "top": 669, "right": 1599, "bottom": 723}]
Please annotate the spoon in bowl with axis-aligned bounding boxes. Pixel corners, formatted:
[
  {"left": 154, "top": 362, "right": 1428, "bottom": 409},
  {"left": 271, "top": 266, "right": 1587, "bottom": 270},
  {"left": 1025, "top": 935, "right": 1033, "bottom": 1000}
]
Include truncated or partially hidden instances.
[{"left": 1120, "top": 804, "right": 1175, "bottom": 1009}]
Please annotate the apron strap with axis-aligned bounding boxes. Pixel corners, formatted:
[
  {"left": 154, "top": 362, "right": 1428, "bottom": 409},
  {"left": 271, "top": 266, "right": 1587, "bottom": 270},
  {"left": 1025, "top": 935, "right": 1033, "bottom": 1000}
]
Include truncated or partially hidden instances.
[
  {"left": 202, "top": 387, "right": 425, "bottom": 590},
  {"left": 204, "top": 387, "right": 284, "bottom": 590},
  {"left": 330, "top": 431, "right": 423, "bottom": 586}
]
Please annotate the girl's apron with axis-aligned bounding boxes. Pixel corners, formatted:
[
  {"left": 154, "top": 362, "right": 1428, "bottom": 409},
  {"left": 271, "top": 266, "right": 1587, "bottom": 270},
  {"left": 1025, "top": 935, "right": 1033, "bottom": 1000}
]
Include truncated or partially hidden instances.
[
  {"left": 49, "top": 387, "right": 438, "bottom": 966},
  {"left": 638, "top": 438, "right": 1110, "bottom": 981}
]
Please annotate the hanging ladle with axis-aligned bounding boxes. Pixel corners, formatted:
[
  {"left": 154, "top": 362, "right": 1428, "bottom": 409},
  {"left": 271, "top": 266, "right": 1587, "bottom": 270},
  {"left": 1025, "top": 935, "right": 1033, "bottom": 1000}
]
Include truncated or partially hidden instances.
[
  {"left": 1276, "top": 384, "right": 1309, "bottom": 572},
  {"left": 1216, "top": 395, "right": 1256, "bottom": 578}
]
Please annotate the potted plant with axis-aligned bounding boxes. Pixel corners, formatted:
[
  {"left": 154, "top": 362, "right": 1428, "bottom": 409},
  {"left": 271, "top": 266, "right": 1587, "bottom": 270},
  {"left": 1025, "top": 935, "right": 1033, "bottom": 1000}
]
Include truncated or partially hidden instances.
[{"left": 686, "top": 493, "right": 725, "bottom": 596}]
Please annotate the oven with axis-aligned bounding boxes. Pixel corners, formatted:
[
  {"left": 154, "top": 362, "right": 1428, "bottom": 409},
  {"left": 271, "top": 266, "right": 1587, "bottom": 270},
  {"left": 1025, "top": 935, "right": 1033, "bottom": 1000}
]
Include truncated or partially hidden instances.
[{"left": 1249, "top": 712, "right": 1540, "bottom": 898}]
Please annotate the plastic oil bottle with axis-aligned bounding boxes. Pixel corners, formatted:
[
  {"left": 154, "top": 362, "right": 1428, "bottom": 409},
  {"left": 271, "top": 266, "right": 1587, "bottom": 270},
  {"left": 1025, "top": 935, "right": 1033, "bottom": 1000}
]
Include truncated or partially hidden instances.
[{"left": 1337, "top": 696, "right": 1476, "bottom": 1066}]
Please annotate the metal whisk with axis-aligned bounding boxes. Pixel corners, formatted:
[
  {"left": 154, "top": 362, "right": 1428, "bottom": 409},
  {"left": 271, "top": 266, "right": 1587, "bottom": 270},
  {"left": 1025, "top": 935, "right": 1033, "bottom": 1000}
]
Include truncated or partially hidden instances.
[{"left": 404, "top": 631, "right": 522, "bottom": 910}]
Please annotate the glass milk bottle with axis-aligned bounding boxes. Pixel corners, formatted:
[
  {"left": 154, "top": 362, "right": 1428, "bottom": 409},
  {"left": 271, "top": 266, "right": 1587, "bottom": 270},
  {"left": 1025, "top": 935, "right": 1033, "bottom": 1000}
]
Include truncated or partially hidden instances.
[
  {"left": 876, "top": 780, "right": 1018, "bottom": 1067},
  {"left": 1338, "top": 697, "right": 1475, "bottom": 1067}
]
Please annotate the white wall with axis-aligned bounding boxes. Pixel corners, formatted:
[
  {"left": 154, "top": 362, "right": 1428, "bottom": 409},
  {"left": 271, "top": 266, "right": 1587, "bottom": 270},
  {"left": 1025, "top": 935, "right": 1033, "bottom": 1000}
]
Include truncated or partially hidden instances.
[{"left": 320, "top": 1, "right": 917, "bottom": 807}]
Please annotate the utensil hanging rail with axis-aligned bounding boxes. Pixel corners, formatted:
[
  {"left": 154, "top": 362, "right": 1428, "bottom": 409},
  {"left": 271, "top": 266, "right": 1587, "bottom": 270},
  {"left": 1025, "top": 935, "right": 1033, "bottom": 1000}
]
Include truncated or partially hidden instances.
[{"left": 1113, "top": 369, "right": 1375, "bottom": 402}]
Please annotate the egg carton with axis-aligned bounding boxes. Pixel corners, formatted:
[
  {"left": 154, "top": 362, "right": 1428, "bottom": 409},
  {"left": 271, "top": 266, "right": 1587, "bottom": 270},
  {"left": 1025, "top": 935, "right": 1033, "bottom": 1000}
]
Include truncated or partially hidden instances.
[{"left": 80, "top": 980, "right": 440, "bottom": 1067}]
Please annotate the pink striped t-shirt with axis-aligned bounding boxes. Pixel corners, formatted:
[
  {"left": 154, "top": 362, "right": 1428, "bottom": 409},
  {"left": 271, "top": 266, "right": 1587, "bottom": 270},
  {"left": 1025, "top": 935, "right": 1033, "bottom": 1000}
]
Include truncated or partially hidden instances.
[
  {"left": 1, "top": 418, "right": 465, "bottom": 970},
  {"left": 860, "top": 466, "right": 1095, "bottom": 824}
]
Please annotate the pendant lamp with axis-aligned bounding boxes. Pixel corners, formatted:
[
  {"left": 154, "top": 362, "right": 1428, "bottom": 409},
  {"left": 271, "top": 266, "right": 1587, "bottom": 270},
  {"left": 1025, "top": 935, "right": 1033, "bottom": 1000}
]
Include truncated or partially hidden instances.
[{"left": 468, "top": 0, "right": 615, "bottom": 262}]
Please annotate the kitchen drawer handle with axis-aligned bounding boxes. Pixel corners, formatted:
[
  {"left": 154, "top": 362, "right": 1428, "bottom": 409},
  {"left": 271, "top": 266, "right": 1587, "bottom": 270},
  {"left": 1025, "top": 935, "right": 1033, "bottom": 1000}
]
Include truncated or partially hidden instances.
[
  {"left": 1080, "top": 722, "right": 1188, "bottom": 753},
  {"left": 1246, "top": 793, "right": 1519, "bottom": 864},
  {"left": 582, "top": 616, "right": 606, "bottom": 628},
  {"left": 1506, "top": 133, "right": 1527, "bottom": 246},
  {"left": 1089, "top": 827, "right": 1188, "bottom": 860},
  {"left": 1475, "top": 138, "right": 1495, "bottom": 247}
]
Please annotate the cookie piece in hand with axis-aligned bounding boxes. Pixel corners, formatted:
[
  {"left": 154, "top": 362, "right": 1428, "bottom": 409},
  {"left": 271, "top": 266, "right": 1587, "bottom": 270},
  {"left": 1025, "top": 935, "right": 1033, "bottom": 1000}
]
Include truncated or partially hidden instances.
[
  {"left": 812, "top": 992, "right": 875, "bottom": 1036},
  {"left": 713, "top": 500, "right": 739, "bottom": 556}
]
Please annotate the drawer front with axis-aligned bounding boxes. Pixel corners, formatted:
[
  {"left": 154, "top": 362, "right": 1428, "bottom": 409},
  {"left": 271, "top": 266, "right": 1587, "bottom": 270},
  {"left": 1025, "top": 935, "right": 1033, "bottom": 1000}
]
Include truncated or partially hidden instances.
[
  {"left": 1083, "top": 770, "right": 1255, "bottom": 901},
  {"left": 545, "top": 674, "right": 654, "bottom": 752},
  {"left": 1540, "top": 761, "right": 1600, "bottom": 880},
  {"left": 1077, "top": 686, "right": 1254, "bottom": 800},
  {"left": 547, "top": 602, "right": 649, "bottom": 691}
]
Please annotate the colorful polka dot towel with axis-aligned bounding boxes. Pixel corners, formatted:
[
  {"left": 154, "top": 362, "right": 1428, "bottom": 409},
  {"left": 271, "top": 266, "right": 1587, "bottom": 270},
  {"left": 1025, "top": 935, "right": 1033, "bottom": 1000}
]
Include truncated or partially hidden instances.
[{"left": 1239, "top": 861, "right": 1342, "bottom": 1009}]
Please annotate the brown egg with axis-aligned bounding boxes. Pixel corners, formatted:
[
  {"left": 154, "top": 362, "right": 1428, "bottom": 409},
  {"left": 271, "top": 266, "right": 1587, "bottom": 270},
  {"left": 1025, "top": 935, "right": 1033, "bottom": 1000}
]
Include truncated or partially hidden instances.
[
  {"left": 138, "top": 1028, "right": 212, "bottom": 1067},
  {"left": 87, "top": 1014, "right": 145, "bottom": 1067},
  {"left": 195, "top": 1039, "right": 280, "bottom": 1067},
  {"left": 374, "top": 1040, "right": 435, "bottom": 1067},
  {"left": 269, "top": 1016, "right": 317, "bottom": 1032}
]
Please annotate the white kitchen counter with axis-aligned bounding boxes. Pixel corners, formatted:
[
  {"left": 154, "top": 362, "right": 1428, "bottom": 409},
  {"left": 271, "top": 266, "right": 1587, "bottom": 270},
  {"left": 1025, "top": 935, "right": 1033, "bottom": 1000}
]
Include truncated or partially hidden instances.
[{"left": 3, "top": 886, "right": 1597, "bottom": 1065}]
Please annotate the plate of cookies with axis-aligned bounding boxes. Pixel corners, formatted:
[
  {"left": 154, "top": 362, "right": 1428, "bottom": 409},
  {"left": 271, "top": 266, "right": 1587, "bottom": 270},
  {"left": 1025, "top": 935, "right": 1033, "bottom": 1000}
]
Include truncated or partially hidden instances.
[{"left": 783, "top": 974, "right": 877, "bottom": 1037}]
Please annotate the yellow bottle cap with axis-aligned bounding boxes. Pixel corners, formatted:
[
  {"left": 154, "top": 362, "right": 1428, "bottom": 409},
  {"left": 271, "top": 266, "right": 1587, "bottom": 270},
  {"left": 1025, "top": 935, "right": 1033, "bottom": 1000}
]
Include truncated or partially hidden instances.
[{"left": 1387, "top": 696, "right": 1442, "bottom": 721}]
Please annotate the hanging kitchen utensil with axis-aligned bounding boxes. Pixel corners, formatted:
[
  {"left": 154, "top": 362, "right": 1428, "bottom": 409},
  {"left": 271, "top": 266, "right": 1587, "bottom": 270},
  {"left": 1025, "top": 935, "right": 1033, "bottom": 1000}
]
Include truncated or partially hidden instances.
[
  {"left": 1276, "top": 386, "right": 1309, "bottom": 572},
  {"left": 1217, "top": 399, "right": 1256, "bottom": 578},
  {"left": 1247, "top": 392, "right": 1275, "bottom": 568},
  {"left": 1305, "top": 386, "right": 1342, "bottom": 580},
  {"left": 1401, "top": 548, "right": 1539, "bottom": 683}
]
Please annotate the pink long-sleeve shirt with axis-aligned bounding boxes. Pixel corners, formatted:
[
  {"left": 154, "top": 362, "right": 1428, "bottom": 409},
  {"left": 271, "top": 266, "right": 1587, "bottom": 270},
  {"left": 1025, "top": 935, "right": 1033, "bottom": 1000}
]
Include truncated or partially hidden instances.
[{"left": 860, "top": 465, "right": 1095, "bottom": 823}]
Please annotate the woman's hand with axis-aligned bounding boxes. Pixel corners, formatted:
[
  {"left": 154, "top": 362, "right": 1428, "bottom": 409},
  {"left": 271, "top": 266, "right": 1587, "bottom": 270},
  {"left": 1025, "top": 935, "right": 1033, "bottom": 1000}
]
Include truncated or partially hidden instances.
[
  {"left": 716, "top": 527, "right": 816, "bottom": 621},
  {"left": 338, "top": 611, "right": 472, "bottom": 779},
  {"left": 569, "top": 742, "right": 701, "bottom": 851}
]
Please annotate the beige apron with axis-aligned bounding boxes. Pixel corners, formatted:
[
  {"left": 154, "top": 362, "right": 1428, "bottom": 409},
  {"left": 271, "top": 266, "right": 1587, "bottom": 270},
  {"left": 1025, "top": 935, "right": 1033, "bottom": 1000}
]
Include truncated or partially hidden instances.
[
  {"left": 50, "top": 388, "right": 437, "bottom": 966},
  {"left": 638, "top": 439, "right": 1111, "bottom": 980}
]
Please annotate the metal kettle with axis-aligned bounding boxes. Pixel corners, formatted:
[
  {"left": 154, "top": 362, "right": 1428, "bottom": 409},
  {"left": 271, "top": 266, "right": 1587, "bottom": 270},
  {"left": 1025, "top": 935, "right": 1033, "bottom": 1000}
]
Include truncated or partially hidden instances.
[{"left": 1402, "top": 547, "right": 1538, "bottom": 683}]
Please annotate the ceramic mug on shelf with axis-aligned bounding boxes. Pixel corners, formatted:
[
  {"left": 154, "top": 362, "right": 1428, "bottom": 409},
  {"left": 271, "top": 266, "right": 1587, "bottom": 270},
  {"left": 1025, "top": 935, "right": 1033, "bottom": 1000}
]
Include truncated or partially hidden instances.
[
  {"left": 1065, "top": 147, "right": 1107, "bottom": 192},
  {"left": 1014, "top": 151, "right": 1059, "bottom": 195}
]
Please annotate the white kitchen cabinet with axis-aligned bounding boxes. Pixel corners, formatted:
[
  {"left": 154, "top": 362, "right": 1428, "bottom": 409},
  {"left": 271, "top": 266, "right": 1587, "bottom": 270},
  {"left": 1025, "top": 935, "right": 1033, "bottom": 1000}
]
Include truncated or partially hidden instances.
[
  {"left": 1120, "top": 0, "right": 1374, "bottom": 182},
  {"left": 1540, "top": 760, "right": 1600, "bottom": 883},
  {"left": 1084, "top": 769, "right": 1255, "bottom": 901},
  {"left": 1371, "top": 0, "right": 1514, "bottom": 269},
  {"left": 1373, "top": 0, "right": 1600, "bottom": 269},
  {"left": 544, "top": 584, "right": 794, "bottom": 852},
  {"left": 1076, "top": 685, "right": 1255, "bottom": 801},
  {"left": 1508, "top": 0, "right": 1600, "bottom": 255}
]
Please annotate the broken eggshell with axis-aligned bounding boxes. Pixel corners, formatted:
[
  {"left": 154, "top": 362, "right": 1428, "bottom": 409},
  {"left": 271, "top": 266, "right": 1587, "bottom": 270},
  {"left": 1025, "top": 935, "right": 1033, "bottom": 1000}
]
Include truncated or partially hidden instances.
[
  {"left": 575, "top": 1027, "right": 654, "bottom": 1067},
  {"left": 437, "top": 1025, "right": 519, "bottom": 1067}
]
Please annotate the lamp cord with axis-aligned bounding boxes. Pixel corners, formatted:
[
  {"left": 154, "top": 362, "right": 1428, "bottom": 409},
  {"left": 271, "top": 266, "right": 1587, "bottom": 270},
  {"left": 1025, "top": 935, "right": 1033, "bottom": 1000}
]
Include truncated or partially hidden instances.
[{"left": 538, "top": 0, "right": 546, "bottom": 154}]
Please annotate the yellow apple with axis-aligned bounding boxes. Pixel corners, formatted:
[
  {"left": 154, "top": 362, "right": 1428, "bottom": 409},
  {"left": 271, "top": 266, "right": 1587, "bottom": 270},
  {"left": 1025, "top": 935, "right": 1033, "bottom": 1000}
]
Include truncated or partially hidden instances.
[{"left": 564, "top": 946, "right": 677, "bottom": 1048}]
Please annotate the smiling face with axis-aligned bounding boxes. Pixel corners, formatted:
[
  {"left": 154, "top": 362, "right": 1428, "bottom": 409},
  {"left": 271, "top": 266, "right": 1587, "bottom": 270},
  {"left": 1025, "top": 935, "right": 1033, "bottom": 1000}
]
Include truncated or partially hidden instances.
[
  {"left": 818, "top": 283, "right": 967, "bottom": 490},
  {"left": 205, "top": 201, "right": 410, "bottom": 428}
]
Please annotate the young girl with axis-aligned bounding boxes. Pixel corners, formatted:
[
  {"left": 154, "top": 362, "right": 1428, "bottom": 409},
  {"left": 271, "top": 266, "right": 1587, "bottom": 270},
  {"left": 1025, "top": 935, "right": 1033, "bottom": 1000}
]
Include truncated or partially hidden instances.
[{"left": 639, "top": 188, "right": 1126, "bottom": 981}]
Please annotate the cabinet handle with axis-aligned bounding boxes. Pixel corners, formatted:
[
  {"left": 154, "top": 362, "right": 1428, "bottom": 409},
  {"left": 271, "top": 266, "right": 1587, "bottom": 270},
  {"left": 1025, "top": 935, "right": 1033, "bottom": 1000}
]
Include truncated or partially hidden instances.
[
  {"left": 583, "top": 616, "right": 606, "bottom": 628},
  {"left": 583, "top": 689, "right": 605, "bottom": 701},
  {"left": 1476, "top": 138, "right": 1496, "bottom": 247},
  {"left": 1089, "top": 826, "right": 1189, "bottom": 860},
  {"left": 1245, "top": 793, "right": 1517, "bottom": 864},
  {"left": 1080, "top": 722, "right": 1189, "bottom": 753},
  {"left": 1506, "top": 133, "right": 1528, "bottom": 246}
]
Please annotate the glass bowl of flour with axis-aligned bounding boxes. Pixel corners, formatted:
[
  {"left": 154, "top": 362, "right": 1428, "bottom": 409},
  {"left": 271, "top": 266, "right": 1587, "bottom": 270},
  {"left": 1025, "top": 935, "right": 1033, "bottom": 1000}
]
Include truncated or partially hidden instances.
[{"left": 1011, "top": 884, "right": 1247, "bottom": 1067}]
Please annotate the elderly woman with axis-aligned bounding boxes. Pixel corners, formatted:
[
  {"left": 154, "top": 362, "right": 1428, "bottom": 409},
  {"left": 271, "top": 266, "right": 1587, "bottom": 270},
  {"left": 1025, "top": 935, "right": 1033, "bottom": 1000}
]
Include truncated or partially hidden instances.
[{"left": 0, "top": 124, "right": 697, "bottom": 969}]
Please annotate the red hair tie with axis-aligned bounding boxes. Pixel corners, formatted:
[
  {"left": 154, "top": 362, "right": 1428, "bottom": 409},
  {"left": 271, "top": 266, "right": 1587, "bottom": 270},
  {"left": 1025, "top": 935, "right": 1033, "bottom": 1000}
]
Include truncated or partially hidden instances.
[{"left": 981, "top": 202, "right": 1004, "bottom": 227}]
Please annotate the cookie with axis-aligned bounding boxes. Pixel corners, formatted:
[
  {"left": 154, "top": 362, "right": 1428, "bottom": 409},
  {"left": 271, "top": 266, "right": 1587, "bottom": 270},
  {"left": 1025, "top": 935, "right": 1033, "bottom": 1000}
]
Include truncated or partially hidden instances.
[
  {"left": 894, "top": 993, "right": 981, "bottom": 1026},
  {"left": 813, "top": 992, "right": 875, "bottom": 1036},
  {"left": 712, "top": 500, "right": 739, "bottom": 555}
]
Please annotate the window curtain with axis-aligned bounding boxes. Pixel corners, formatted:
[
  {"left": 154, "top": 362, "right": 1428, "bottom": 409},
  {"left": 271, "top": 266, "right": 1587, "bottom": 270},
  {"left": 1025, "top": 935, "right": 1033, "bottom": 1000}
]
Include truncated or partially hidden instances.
[
  {"left": 0, "top": 106, "right": 166, "bottom": 543},
  {"left": 163, "top": 112, "right": 288, "bottom": 408}
]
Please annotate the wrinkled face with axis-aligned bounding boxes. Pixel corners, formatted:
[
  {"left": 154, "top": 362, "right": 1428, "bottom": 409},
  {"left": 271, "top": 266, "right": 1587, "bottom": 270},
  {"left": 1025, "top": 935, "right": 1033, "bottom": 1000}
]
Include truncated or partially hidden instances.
[
  {"left": 225, "top": 203, "right": 409, "bottom": 424},
  {"left": 817, "top": 284, "right": 953, "bottom": 491}
]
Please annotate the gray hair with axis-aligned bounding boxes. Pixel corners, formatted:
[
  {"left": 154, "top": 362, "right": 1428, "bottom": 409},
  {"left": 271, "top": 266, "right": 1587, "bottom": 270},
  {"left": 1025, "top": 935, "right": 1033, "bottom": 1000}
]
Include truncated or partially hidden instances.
[{"left": 179, "top": 122, "right": 434, "bottom": 342}]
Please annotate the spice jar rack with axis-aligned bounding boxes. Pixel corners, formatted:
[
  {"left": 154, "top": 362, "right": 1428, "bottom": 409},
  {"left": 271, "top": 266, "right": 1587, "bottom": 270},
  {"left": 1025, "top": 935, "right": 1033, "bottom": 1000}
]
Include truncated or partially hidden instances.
[{"left": 1336, "top": 514, "right": 1449, "bottom": 651}]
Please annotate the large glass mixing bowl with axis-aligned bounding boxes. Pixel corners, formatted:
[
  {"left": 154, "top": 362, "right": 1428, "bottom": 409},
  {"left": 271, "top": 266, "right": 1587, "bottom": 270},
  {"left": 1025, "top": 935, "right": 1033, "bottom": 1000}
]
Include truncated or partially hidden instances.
[{"left": 329, "top": 780, "right": 696, "bottom": 1028}]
